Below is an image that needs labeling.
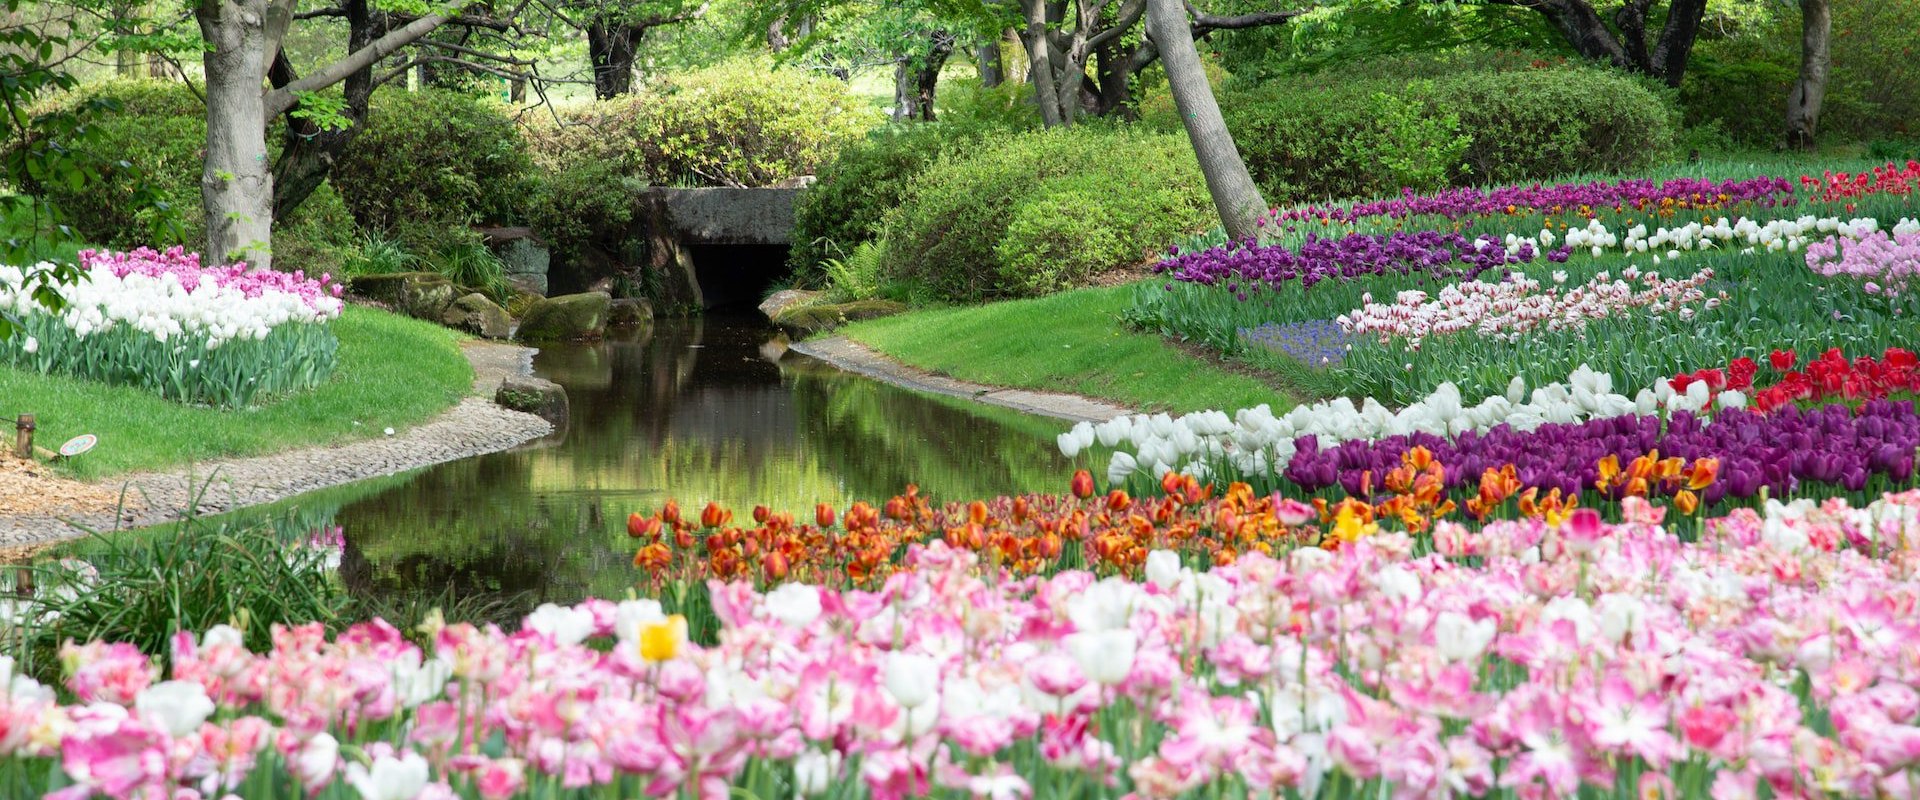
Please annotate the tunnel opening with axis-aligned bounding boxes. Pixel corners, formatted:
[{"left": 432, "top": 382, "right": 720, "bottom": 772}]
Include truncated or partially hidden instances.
[{"left": 689, "top": 243, "right": 793, "bottom": 310}]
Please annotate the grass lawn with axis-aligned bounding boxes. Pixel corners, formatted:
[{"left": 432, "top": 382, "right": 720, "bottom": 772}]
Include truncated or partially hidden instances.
[
  {"left": 837, "top": 284, "right": 1294, "bottom": 415},
  {"left": 5, "top": 306, "right": 474, "bottom": 479}
]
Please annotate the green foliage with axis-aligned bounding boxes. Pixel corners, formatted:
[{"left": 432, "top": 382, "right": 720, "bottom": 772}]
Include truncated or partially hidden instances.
[
  {"left": 788, "top": 122, "right": 987, "bottom": 280},
  {"left": 337, "top": 231, "right": 418, "bottom": 277},
  {"left": 1225, "top": 62, "right": 1675, "bottom": 203},
  {"left": 1683, "top": 0, "right": 1920, "bottom": 147},
  {"left": 21, "top": 79, "right": 201, "bottom": 250},
  {"left": 530, "top": 60, "right": 878, "bottom": 188},
  {"left": 273, "top": 182, "right": 364, "bottom": 275},
  {"left": 1430, "top": 66, "right": 1676, "bottom": 186},
  {"left": 522, "top": 159, "right": 640, "bottom": 259},
  {"left": 331, "top": 88, "right": 531, "bottom": 254},
  {"left": 423, "top": 230, "right": 512, "bottom": 299},
  {"left": 933, "top": 77, "right": 1041, "bottom": 130},
  {"left": 821, "top": 240, "right": 885, "bottom": 301},
  {"left": 11, "top": 514, "right": 351, "bottom": 681},
  {"left": 874, "top": 129, "right": 1214, "bottom": 301}
]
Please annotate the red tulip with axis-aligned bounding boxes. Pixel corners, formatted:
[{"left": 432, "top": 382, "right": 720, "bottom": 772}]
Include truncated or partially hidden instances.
[
  {"left": 815, "top": 503, "right": 836, "bottom": 529},
  {"left": 1770, "top": 349, "right": 1796, "bottom": 372},
  {"left": 700, "top": 502, "right": 730, "bottom": 529},
  {"left": 752, "top": 505, "right": 771, "bottom": 524},
  {"left": 1070, "top": 470, "right": 1095, "bottom": 499}
]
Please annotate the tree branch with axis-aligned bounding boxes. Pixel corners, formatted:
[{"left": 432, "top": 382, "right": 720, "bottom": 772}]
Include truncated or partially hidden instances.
[
  {"left": 1186, "top": 2, "right": 1306, "bottom": 34},
  {"left": 264, "top": 10, "right": 464, "bottom": 116},
  {"left": 414, "top": 37, "right": 536, "bottom": 65},
  {"left": 293, "top": 6, "right": 347, "bottom": 20}
]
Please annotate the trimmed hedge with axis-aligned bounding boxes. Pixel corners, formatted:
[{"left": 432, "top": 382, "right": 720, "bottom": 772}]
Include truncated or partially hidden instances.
[
  {"left": 1220, "top": 64, "right": 1677, "bottom": 203},
  {"left": 874, "top": 129, "right": 1214, "bottom": 301}
]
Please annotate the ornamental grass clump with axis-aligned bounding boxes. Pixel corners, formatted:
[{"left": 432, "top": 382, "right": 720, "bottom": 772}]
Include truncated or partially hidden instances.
[{"left": 0, "top": 247, "right": 343, "bottom": 407}]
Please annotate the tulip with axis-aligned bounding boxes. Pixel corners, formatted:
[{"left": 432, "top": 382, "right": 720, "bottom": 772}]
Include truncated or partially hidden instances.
[
  {"left": 1563, "top": 507, "right": 1604, "bottom": 555},
  {"left": 793, "top": 750, "right": 841, "bottom": 796},
  {"left": 661, "top": 499, "right": 682, "bottom": 526},
  {"left": 475, "top": 758, "right": 526, "bottom": 800},
  {"left": 1065, "top": 629, "right": 1137, "bottom": 685},
  {"left": 884, "top": 652, "right": 939, "bottom": 709},
  {"left": 764, "top": 551, "right": 790, "bottom": 582},
  {"left": 815, "top": 503, "right": 836, "bottom": 529},
  {"left": 753, "top": 505, "right": 771, "bottom": 524},
  {"left": 765, "top": 583, "right": 823, "bottom": 628},
  {"left": 345, "top": 750, "right": 429, "bottom": 800},
  {"left": 626, "top": 512, "right": 652, "bottom": 538},
  {"left": 288, "top": 732, "right": 340, "bottom": 790},
  {"left": 1070, "top": 469, "right": 1095, "bottom": 499},
  {"left": 700, "top": 502, "right": 731, "bottom": 529},
  {"left": 638, "top": 615, "right": 688, "bottom": 662},
  {"left": 133, "top": 680, "right": 214, "bottom": 737}
]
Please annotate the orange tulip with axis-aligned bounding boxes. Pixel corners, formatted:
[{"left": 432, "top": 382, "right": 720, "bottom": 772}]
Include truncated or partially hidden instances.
[
  {"left": 1160, "top": 470, "right": 1185, "bottom": 498},
  {"left": 626, "top": 512, "right": 652, "bottom": 539},
  {"left": 1686, "top": 458, "right": 1720, "bottom": 491},
  {"left": 1674, "top": 489, "right": 1700, "bottom": 515},
  {"left": 661, "top": 499, "right": 682, "bottom": 526},
  {"left": 1595, "top": 454, "right": 1621, "bottom": 492},
  {"left": 969, "top": 501, "right": 990, "bottom": 526},
  {"left": 700, "top": 502, "right": 731, "bottom": 529},
  {"left": 764, "top": 550, "right": 790, "bottom": 581},
  {"left": 815, "top": 503, "right": 836, "bottom": 529},
  {"left": 753, "top": 505, "right": 771, "bottom": 524},
  {"left": 1106, "top": 490, "right": 1132, "bottom": 513}
]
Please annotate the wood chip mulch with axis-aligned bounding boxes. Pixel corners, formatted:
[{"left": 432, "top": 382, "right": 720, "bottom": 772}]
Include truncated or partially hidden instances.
[{"left": 0, "top": 455, "right": 139, "bottom": 518}]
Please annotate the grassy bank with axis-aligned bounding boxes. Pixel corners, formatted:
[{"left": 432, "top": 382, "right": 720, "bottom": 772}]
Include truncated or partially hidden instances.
[
  {"left": 837, "top": 284, "right": 1292, "bottom": 415},
  {"left": 5, "top": 306, "right": 473, "bottom": 479}
]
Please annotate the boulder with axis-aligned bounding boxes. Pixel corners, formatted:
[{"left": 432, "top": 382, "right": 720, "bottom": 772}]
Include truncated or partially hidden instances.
[
  {"left": 516, "top": 291, "right": 611, "bottom": 342},
  {"left": 479, "top": 227, "right": 551, "bottom": 296},
  {"left": 494, "top": 375, "right": 569, "bottom": 427},
  {"left": 609, "top": 297, "right": 653, "bottom": 327},
  {"left": 440, "top": 293, "right": 512, "bottom": 340},
  {"left": 758, "top": 289, "right": 823, "bottom": 322},
  {"left": 349, "top": 272, "right": 462, "bottom": 320},
  {"left": 771, "top": 299, "right": 907, "bottom": 337}
]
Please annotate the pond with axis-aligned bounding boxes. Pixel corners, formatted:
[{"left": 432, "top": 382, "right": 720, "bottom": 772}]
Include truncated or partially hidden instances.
[{"left": 218, "top": 314, "right": 1073, "bottom": 616}]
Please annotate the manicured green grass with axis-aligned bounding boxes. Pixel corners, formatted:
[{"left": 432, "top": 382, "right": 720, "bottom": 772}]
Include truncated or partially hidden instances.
[
  {"left": 4, "top": 306, "right": 473, "bottom": 479},
  {"left": 837, "top": 284, "right": 1293, "bottom": 415}
]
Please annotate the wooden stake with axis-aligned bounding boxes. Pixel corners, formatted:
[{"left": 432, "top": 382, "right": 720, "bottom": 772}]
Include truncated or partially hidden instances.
[{"left": 12, "top": 415, "right": 31, "bottom": 459}]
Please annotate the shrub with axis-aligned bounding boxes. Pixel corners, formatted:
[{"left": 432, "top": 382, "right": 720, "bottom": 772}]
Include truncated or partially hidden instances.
[
  {"left": 874, "top": 129, "right": 1214, "bottom": 301},
  {"left": 789, "top": 122, "right": 986, "bottom": 280},
  {"left": 330, "top": 88, "right": 531, "bottom": 253},
  {"left": 273, "top": 181, "right": 363, "bottom": 275},
  {"left": 933, "top": 77, "right": 1042, "bottom": 130},
  {"left": 522, "top": 159, "right": 641, "bottom": 259},
  {"left": 23, "top": 80, "right": 203, "bottom": 249},
  {"left": 529, "top": 60, "right": 878, "bottom": 188},
  {"left": 1224, "top": 63, "right": 1676, "bottom": 203}
]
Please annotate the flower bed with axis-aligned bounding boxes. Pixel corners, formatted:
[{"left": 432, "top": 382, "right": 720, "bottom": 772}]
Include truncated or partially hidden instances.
[
  {"left": 13, "top": 489, "right": 1920, "bottom": 799},
  {"left": 0, "top": 247, "right": 343, "bottom": 407}
]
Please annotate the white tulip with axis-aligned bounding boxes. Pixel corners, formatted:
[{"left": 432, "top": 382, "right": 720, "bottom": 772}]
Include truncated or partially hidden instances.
[
  {"left": 1065, "top": 629, "right": 1136, "bottom": 685},
  {"left": 524, "top": 603, "right": 595, "bottom": 646},
  {"left": 135, "top": 680, "right": 215, "bottom": 737},
  {"left": 345, "top": 750, "right": 430, "bottom": 800},
  {"left": 884, "top": 651, "right": 939, "bottom": 709},
  {"left": 1433, "top": 611, "right": 1497, "bottom": 663},
  {"left": 766, "top": 583, "right": 824, "bottom": 628}
]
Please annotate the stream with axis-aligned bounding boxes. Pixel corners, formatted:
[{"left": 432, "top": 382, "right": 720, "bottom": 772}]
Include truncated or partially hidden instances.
[{"left": 231, "top": 313, "right": 1072, "bottom": 616}]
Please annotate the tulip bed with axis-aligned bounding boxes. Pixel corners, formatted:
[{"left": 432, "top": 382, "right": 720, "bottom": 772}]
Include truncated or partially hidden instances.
[
  {"left": 9, "top": 487, "right": 1920, "bottom": 799},
  {"left": 0, "top": 247, "right": 344, "bottom": 407},
  {"left": 1129, "top": 161, "right": 1920, "bottom": 407}
]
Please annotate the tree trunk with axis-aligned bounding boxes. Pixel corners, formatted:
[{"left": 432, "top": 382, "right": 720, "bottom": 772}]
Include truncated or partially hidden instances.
[
  {"left": 1144, "top": 0, "right": 1265, "bottom": 240},
  {"left": 588, "top": 20, "right": 639, "bottom": 99},
  {"left": 892, "top": 60, "right": 917, "bottom": 121},
  {"left": 977, "top": 39, "right": 1002, "bottom": 87},
  {"left": 915, "top": 32, "right": 954, "bottom": 122},
  {"left": 1023, "top": 0, "right": 1064, "bottom": 127},
  {"left": 1092, "top": 36, "right": 1136, "bottom": 119},
  {"left": 1786, "top": 0, "right": 1830, "bottom": 150},
  {"left": 272, "top": 0, "right": 377, "bottom": 220},
  {"left": 198, "top": 0, "right": 282, "bottom": 267}
]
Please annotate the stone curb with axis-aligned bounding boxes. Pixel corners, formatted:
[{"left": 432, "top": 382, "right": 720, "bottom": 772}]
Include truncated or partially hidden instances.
[{"left": 788, "top": 337, "right": 1134, "bottom": 425}]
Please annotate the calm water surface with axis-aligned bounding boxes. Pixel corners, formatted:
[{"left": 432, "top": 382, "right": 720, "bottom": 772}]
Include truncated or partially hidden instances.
[{"left": 256, "top": 314, "right": 1071, "bottom": 613}]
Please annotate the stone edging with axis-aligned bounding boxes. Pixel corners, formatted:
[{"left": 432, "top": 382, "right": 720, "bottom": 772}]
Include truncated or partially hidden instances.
[
  {"left": 788, "top": 337, "right": 1134, "bottom": 424},
  {"left": 0, "top": 340, "right": 555, "bottom": 549}
]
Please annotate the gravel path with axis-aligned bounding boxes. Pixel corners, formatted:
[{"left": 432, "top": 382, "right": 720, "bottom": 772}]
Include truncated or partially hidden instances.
[
  {"left": 0, "top": 341, "right": 554, "bottom": 549},
  {"left": 789, "top": 337, "right": 1133, "bottom": 423}
]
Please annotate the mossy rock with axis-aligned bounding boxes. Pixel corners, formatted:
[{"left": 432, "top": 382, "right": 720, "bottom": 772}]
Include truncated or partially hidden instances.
[
  {"left": 772, "top": 299, "right": 907, "bottom": 336},
  {"left": 609, "top": 297, "right": 653, "bottom": 327},
  {"left": 516, "top": 291, "right": 611, "bottom": 342},
  {"left": 495, "top": 375, "right": 569, "bottom": 425},
  {"left": 349, "top": 272, "right": 462, "bottom": 320},
  {"left": 441, "top": 293, "right": 512, "bottom": 340}
]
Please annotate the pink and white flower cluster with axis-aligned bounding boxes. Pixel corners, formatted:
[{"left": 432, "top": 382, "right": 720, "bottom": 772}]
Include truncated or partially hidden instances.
[
  {"left": 18, "top": 490, "right": 1920, "bottom": 798},
  {"left": 1806, "top": 228, "right": 1920, "bottom": 296},
  {"left": 1337, "top": 266, "right": 1721, "bottom": 346}
]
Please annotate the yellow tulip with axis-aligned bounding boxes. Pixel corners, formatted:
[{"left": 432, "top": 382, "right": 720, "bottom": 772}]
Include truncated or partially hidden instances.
[{"left": 639, "top": 615, "right": 688, "bottom": 663}]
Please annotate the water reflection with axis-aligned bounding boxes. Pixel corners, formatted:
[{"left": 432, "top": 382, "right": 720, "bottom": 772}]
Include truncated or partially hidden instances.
[{"left": 323, "top": 314, "right": 1071, "bottom": 612}]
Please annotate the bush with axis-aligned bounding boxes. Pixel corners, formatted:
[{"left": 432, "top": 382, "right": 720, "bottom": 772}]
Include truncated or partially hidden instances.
[
  {"left": 273, "top": 182, "right": 363, "bottom": 275},
  {"left": 1224, "top": 63, "right": 1676, "bottom": 203},
  {"left": 522, "top": 158, "right": 641, "bottom": 258},
  {"left": 789, "top": 122, "right": 986, "bottom": 280},
  {"left": 529, "top": 60, "right": 878, "bottom": 188},
  {"left": 331, "top": 88, "right": 531, "bottom": 253},
  {"left": 874, "top": 129, "right": 1214, "bottom": 301},
  {"left": 24, "top": 80, "right": 203, "bottom": 249}
]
